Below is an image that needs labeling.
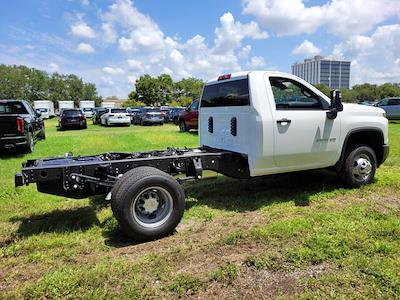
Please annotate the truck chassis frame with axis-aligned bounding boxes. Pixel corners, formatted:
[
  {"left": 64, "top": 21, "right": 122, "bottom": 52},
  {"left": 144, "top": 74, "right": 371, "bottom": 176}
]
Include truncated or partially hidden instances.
[{"left": 15, "top": 147, "right": 250, "bottom": 199}]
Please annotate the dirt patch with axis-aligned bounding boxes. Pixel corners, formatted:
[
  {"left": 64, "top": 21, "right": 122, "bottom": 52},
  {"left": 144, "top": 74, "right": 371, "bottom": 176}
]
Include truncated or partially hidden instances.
[{"left": 192, "top": 263, "right": 329, "bottom": 300}]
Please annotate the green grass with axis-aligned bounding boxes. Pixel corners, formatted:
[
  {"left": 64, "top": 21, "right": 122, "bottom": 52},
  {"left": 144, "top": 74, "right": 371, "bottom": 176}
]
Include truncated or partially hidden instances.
[{"left": 0, "top": 118, "right": 399, "bottom": 299}]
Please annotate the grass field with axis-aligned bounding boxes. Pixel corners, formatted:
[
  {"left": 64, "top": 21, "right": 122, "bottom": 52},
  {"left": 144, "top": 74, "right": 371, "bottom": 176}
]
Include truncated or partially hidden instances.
[{"left": 1, "top": 119, "right": 399, "bottom": 299}]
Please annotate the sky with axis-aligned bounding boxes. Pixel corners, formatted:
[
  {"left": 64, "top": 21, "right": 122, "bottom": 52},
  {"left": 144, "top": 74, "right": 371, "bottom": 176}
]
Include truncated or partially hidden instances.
[{"left": 0, "top": 0, "right": 400, "bottom": 98}]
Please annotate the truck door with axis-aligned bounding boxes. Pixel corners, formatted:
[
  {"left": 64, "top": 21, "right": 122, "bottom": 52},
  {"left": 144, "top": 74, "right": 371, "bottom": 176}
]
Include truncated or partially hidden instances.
[
  {"left": 267, "top": 76, "right": 341, "bottom": 170},
  {"left": 185, "top": 101, "right": 199, "bottom": 128}
]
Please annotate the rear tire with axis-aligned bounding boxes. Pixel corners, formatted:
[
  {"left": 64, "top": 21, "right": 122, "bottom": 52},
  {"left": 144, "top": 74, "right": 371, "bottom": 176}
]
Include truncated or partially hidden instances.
[
  {"left": 179, "top": 120, "right": 188, "bottom": 132},
  {"left": 39, "top": 128, "right": 46, "bottom": 140},
  {"left": 25, "top": 132, "right": 34, "bottom": 153},
  {"left": 338, "top": 144, "right": 377, "bottom": 188},
  {"left": 111, "top": 167, "right": 185, "bottom": 242}
]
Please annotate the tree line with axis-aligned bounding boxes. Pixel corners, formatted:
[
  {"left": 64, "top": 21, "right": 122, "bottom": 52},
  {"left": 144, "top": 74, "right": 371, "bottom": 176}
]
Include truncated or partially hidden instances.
[
  {"left": 125, "top": 74, "right": 204, "bottom": 107},
  {"left": 0, "top": 65, "right": 101, "bottom": 107},
  {"left": 313, "top": 83, "right": 400, "bottom": 103}
]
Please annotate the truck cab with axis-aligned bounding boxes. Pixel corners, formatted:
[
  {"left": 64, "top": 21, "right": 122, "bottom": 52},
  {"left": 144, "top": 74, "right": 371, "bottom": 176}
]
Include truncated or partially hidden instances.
[{"left": 200, "top": 71, "right": 389, "bottom": 178}]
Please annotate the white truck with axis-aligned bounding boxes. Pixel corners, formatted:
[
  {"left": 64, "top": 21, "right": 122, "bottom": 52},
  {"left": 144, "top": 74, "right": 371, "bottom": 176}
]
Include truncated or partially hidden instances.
[
  {"left": 79, "top": 100, "right": 95, "bottom": 118},
  {"left": 15, "top": 71, "right": 389, "bottom": 242},
  {"left": 58, "top": 101, "right": 74, "bottom": 115},
  {"left": 33, "top": 100, "right": 55, "bottom": 119}
]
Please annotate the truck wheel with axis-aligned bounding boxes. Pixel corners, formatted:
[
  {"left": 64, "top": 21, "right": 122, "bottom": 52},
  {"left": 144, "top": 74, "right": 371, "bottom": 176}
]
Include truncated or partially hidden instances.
[
  {"left": 179, "top": 120, "right": 188, "bottom": 132},
  {"left": 25, "top": 132, "right": 34, "bottom": 153},
  {"left": 339, "top": 144, "right": 377, "bottom": 188},
  {"left": 39, "top": 128, "right": 46, "bottom": 140},
  {"left": 111, "top": 167, "right": 185, "bottom": 242}
]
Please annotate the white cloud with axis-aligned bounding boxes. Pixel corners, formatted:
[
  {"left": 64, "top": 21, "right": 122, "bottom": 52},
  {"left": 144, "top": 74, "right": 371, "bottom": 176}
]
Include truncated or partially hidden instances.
[
  {"left": 100, "top": 0, "right": 268, "bottom": 82},
  {"left": 238, "top": 45, "right": 252, "bottom": 59},
  {"left": 76, "top": 42, "right": 94, "bottom": 53},
  {"left": 292, "top": 40, "right": 321, "bottom": 57},
  {"left": 333, "top": 24, "right": 400, "bottom": 84},
  {"left": 71, "top": 21, "right": 95, "bottom": 38},
  {"left": 82, "top": 0, "right": 89, "bottom": 6},
  {"left": 248, "top": 56, "right": 266, "bottom": 68},
  {"left": 242, "top": 0, "right": 400, "bottom": 37},
  {"left": 102, "top": 66, "right": 125, "bottom": 75},
  {"left": 48, "top": 62, "right": 59, "bottom": 72},
  {"left": 213, "top": 12, "right": 268, "bottom": 54},
  {"left": 101, "top": 23, "right": 117, "bottom": 43},
  {"left": 127, "top": 59, "right": 144, "bottom": 72},
  {"left": 100, "top": 76, "right": 114, "bottom": 86},
  {"left": 127, "top": 75, "right": 137, "bottom": 85}
]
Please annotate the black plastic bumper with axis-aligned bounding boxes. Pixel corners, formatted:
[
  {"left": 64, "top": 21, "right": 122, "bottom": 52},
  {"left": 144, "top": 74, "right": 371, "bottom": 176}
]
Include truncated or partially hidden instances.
[
  {"left": 381, "top": 144, "right": 389, "bottom": 164},
  {"left": 0, "top": 135, "right": 27, "bottom": 149}
]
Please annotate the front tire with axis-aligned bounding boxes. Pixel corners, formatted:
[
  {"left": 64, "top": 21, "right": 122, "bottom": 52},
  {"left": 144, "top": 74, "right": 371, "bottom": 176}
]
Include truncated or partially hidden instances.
[
  {"left": 339, "top": 144, "right": 377, "bottom": 188},
  {"left": 111, "top": 167, "right": 185, "bottom": 242}
]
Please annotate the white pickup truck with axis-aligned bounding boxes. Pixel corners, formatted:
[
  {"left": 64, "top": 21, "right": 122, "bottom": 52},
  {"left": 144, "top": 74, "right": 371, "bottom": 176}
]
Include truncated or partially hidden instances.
[{"left": 16, "top": 71, "right": 389, "bottom": 241}]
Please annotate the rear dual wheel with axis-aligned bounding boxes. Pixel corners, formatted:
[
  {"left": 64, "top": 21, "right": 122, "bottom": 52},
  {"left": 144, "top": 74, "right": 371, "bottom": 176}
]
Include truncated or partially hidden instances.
[{"left": 111, "top": 167, "right": 185, "bottom": 242}]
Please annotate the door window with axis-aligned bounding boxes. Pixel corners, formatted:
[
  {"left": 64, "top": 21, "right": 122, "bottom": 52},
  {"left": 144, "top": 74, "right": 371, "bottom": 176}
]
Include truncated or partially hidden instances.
[
  {"left": 191, "top": 101, "right": 199, "bottom": 111},
  {"left": 388, "top": 99, "right": 400, "bottom": 106},
  {"left": 269, "top": 77, "right": 325, "bottom": 110}
]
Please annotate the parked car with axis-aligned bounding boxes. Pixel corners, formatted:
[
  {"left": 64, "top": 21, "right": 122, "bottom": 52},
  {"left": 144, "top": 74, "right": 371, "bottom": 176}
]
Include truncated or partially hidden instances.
[
  {"left": 160, "top": 108, "right": 170, "bottom": 122},
  {"left": 178, "top": 100, "right": 199, "bottom": 132},
  {"left": 82, "top": 107, "right": 94, "bottom": 118},
  {"left": 169, "top": 107, "right": 185, "bottom": 124},
  {"left": 36, "top": 107, "right": 50, "bottom": 119},
  {"left": 0, "top": 100, "right": 45, "bottom": 152},
  {"left": 127, "top": 108, "right": 140, "bottom": 124},
  {"left": 100, "top": 108, "right": 131, "bottom": 126},
  {"left": 133, "top": 107, "right": 164, "bottom": 125},
  {"left": 374, "top": 98, "right": 400, "bottom": 119},
  {"left": 59, "top": 109, "right": 87, "bottom": 130},
  {"left": 92, "top": 107, "right": 108, "bottom": 125}
]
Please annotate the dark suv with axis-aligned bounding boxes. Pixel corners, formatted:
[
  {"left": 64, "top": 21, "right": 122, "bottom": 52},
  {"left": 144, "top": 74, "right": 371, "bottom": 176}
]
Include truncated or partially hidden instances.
[
  {"left": 59, "top": 109, "right": 87, "bottom": 130},
  {"left": 92, "top": 107, "right": 108, "bottom": 125},
  {"left": 178, "top": 100, "right": 199, "bottom": 132}
]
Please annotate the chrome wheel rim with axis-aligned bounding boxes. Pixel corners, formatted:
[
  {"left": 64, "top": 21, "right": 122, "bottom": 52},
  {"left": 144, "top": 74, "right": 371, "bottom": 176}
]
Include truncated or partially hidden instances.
[
  {"left": 352, "top": 154, "right": 372, "bottom": 181},
  {"left": 132, "top": 187, "right": 173, "bottom": 228}
]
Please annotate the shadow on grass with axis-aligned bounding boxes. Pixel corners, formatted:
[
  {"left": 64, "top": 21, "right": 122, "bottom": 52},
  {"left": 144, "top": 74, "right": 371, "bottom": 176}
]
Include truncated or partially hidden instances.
[
  {"left": 0, "top": 148, "right": 27, "bottom": 159},
  {"left": 184, "top": 169, "right": 344, "bottom": 212},
  {"left": 6, "top": 169, "right": 346, "bottom": 247},
  {"left": 9, "top": 206, "right": 100, "bottom": 238}
]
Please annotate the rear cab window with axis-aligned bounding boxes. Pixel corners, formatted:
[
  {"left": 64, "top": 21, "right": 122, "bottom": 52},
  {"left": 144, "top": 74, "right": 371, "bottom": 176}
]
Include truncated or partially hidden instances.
[
  {"left": 0, "top": 102, "right": 29, "bottom": 114},
  {"left": 201, "top": 78, "right": 250, "bottom": 107}
]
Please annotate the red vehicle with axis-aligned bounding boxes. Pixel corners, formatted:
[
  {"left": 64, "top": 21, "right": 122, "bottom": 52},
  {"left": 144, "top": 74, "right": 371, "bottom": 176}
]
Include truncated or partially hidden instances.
[{"left": 178, "top": 100, "right": 199, "bottom": 132}]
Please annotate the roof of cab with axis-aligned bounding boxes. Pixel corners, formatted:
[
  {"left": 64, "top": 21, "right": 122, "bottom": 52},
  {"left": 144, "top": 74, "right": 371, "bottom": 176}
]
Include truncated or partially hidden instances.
[{"left": 205, "top": 71, "right": 298, "bottom": 85}]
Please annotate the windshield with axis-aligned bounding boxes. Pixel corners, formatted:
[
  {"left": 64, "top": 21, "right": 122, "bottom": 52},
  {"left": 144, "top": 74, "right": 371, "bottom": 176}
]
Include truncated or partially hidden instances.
[
  {"left": 111, "top": 109, "right": 126, "bottom": 113},
  {"left": 0, "top": 102, "right": 28, "bottom": 114},
  {"left": 201, "top": 79, "right": 249, "bottom": 107},
  {"left": 38, "top": 108, "right": 48, "bottom": 112}
]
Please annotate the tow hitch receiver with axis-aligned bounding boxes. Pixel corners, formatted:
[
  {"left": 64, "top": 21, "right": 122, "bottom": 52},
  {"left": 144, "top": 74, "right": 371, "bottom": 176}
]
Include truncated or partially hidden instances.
[{"left": 15, "top": 173, "right": 25, "bottom": 187}]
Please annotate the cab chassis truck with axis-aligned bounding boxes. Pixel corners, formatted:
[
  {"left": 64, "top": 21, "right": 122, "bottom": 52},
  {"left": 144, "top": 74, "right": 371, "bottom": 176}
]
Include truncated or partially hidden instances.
[{"left": 15, "top": 71, "right": 389, "bottom": 241}]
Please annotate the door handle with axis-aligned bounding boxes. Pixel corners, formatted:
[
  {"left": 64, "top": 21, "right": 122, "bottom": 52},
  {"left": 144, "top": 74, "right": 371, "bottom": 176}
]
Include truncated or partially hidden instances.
[{"left": 276, "top": 118, "right": 291, "bottom": 124}]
